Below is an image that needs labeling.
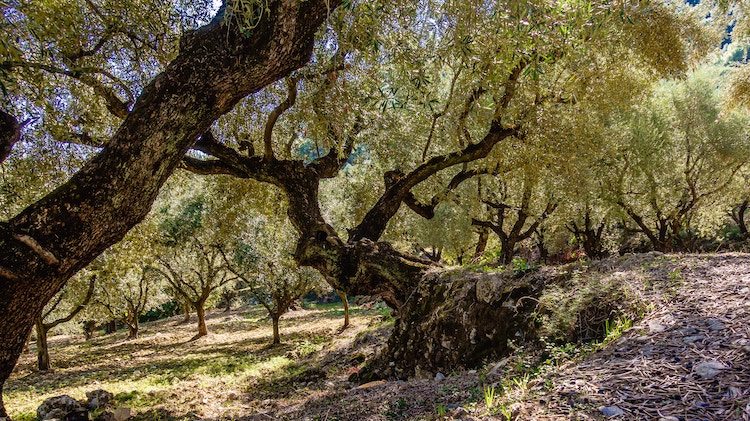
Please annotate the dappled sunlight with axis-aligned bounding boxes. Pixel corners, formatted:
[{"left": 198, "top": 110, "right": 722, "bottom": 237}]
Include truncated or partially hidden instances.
[{"left": 6, "top": 303, "right": 381, "bottom": 420}]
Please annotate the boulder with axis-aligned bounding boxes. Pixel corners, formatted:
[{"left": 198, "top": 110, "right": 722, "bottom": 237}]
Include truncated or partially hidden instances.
[
  {"left": 85, "top": 389, "right": 114, "bottom": 411},
  {"left": 113, "top": 407, "right": 131, "bottom": 421},
  {"left": 37, "top": 395, "right": 87, "bottom": 421}
]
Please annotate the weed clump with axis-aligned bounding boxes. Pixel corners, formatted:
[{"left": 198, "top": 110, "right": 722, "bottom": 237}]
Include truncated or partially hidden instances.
[{"left": 535, "top": 268, "right": 647, "bottom": 344}]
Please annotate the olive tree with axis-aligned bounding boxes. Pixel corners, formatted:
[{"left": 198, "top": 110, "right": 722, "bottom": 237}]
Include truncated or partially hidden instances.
[
  {"left": 605, "top": 69, "right": 750, "bottom": 251},
  {"left": 184, "top": 0, "right": 706, "bottom": 377},
  {"left": 0, "top": 1, "right": 336, "bottom": 414}
]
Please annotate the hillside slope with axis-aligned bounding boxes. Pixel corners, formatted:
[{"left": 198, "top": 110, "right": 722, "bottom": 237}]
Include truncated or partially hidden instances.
[{"left": 254, "top": 253, "right": 750, "bottom": 420}]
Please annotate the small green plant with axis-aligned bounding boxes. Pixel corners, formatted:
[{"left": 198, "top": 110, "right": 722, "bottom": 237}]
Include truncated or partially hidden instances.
[
  {"left": 436, "top": 403, "right": 447, "bottom": 417},
  {"left": 294, "top": 340, "right": 319, "bottom": 358},
  {"left": 483, "top": 385, "right": 496, "bottom": 409},
  {"left": 603, "top": 317, "right": 633, "bottom": 343},
  {"left": 498, "top": 403, "right": 513, "bottom": 420},
  {"left": 511, "top": 257, "right": 536, "bottom": 277},
  {"left": 511, "top": 373, "right": 530, "bottom": 396}
]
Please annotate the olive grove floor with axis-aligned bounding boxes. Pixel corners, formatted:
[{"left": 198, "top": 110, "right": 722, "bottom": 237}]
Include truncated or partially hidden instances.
[{"left": 5, "top": 253, "right": 750, "bottom": 420}]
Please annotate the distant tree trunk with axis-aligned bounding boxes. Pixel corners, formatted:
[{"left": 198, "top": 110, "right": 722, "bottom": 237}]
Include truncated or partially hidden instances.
[
  {"left": 105, "top": 320, "right": 117, "bottom": 334},
  {"left": 271, "top": 314, "right": 281, "bottom": 344},
  {"left": 337, "top": 290, "right": 350, "bottom": 330},
  {"left": 474, "top": 227, "right": 489, "bottom": 261},
  {"left": 500, "top": 236, "right": 516, "bottom": 265},
  {"left": 182, "top": 300, "right": 191, "bottom": 323},
  {"left": 35, "top": 318, "right": 50, "bottom": 371},
  {"left": 567, "top": 212, "right": 607, "bottom": 259},
  {"left": 83, "top": 321, "right": 96, "bottom": 341},
  {"left": 195, "top": 301, "right": 208, "bottom": 337},
  {"left": 126, "top": 318, "right": 139, "bottom": 339},
  {"left": 220, "top": 289, "right": 235, "bottom": 312},
  {"left": 732, "top": 199, "right": 749, "bottom": 235},
  {"left": 535, "top": 228, "right": 549, "bottom": 264}
]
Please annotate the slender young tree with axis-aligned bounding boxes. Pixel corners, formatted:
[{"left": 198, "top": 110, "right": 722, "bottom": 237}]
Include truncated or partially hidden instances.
[
  {"left": 95, "top": 267, "right": 159, "bottom": 339},
  {"left": 156, "top": 237, "right": 235, "bottom": 338},
  {"left": 35, "top": 276, "right": 95, "bottom": 371},
  {"left": 222, "top": 213, "right": 326, "bottom": 344}
]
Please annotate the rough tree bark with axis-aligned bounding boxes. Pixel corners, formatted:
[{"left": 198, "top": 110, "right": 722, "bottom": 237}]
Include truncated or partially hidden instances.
[
  {"left": 34, "top": 319, "right": 49, "bottom": 372},
  {"left": 0, "top": 1, "right": 337, "bottom": 416},
  {"left": 380, "top": 269, "right": 543, "bottom": 379}
]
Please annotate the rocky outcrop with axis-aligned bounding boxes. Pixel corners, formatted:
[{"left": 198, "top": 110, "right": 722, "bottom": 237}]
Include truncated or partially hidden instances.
[{"left": 367, "top": 257, "right": 650, "bottom": 380}]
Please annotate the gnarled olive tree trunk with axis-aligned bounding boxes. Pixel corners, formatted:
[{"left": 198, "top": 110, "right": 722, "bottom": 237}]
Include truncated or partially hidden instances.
[
  {"left": 0, "top": 2, "right": 337, "bottom": 416},
  {"left": 184, "top": 113, "right": 524, "bottom": 378}
]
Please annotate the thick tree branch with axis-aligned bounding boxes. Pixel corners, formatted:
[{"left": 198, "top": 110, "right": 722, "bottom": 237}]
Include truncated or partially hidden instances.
[
  {"left": 264, "top": 76, "right": 299, "bottom": 159},
  {"left": 349, "top": 122, "right": 517, "bottom": 242},
  {"left": 403, "top": 169, "right": 489, "bottom": 219},
  {"left": 348, "top": 58, "right": 528, "bottom": 242},
  {"left": 181, "top": 156, "right": 246, "bottom": 177},
  {"left": 42, "top": 291, "right": 66, "bottom": 320},
  {"left": 470, "top": 218, "right": 498, "bottom": 231}
]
